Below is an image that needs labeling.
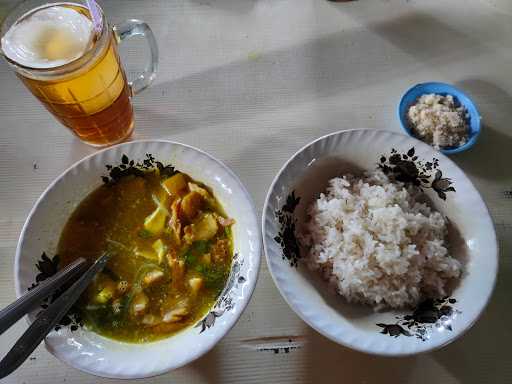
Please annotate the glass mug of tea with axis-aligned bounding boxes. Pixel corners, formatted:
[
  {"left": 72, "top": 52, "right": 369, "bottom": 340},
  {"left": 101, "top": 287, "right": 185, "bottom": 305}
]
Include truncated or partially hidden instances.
[{"left": 0, "top": 0, "right": 158, "bottom": 147}]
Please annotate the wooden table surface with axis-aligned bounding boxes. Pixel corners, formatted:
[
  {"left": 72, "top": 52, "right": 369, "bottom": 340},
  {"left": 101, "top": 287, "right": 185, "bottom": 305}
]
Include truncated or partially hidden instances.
[{"left": 1, "top": 0, "right": 511, "bottom": 382}]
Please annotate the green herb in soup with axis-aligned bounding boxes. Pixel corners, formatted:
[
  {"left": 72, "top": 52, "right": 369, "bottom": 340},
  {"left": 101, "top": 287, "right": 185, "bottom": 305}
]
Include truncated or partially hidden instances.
[{"left": 57, "top": 170, "right": 234, "bottom": 343}]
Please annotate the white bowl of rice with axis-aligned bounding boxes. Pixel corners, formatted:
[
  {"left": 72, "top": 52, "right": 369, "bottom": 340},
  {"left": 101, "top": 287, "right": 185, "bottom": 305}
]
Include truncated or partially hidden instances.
[{"left": 262, "top": 129, "right": 497, "bottom": 356}]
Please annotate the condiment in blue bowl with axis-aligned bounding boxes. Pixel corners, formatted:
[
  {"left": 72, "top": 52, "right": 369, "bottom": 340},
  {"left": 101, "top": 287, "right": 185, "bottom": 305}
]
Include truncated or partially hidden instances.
[{"left": 398, "top": 82, "right": 481, "bottom": 155}]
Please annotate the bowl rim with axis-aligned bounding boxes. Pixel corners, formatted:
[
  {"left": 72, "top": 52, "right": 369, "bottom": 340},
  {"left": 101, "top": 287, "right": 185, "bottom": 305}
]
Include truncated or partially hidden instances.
[
  {"left": 14, "top": 139, "right": 262, "bottom": 378},
  {"left": 397, "top": 82, "right": 482, "bottom": 155},
  {"left": 262, "top": 128, "right": 498, "bottom": 356}
]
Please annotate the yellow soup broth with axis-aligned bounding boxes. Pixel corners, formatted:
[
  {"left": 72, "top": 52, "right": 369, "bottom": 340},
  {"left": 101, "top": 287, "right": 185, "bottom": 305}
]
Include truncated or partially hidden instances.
[{"left": 58, "top": 170, "right": 233, "bottom": 343}]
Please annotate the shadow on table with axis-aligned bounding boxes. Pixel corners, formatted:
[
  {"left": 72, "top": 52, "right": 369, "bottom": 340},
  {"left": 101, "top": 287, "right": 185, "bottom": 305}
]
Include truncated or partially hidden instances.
[
  {"left": 64, "top": 134, "right": 97, "bottom": 165},
  {"left": 133, "top": 104, "right": 202, "bottom": 138},
  {"left": 0, "top": 2, "right": 14, "bottom": 23},
  {"left": 132, "top": 10, "right": 489, "bottom": 136},
  {"left": 368, "top": 13, "right": 490, "bottom": 68},
  {"left": 302, "top": 326, "right": 416, "bottom": 383},
  {"left": 450, "top": 79, "right": 512, "bottom": 182},
  {"left": 189, "top": 0, "right": 257, "bottom": 13},
  {"left": 176, "top": 343, "right": 222, "bottom": 384},
  {"left": 327, "top": 3, "right": 492, "bottom": 67},
  {"left": 451, "top": 123, "right": 512, "bottom": 182},
  {"left": 432, "top": 227, "right": 512, "bottom": 383}
]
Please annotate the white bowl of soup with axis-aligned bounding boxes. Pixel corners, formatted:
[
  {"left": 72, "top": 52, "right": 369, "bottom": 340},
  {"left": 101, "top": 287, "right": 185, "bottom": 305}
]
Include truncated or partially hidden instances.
[{"left": 14, "top": 140, "right": 261, "bottom": 379}]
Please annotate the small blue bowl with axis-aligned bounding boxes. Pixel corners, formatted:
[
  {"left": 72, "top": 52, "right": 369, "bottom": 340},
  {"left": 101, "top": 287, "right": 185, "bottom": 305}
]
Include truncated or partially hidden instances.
[{"left": 398, "top": 82, "right": 482, "bottom": 155}]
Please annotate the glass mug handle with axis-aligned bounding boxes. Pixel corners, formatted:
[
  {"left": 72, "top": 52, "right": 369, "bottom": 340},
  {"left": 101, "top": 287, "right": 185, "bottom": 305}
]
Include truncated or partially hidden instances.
[{"left": 113, "top": 19, "right": 159, "bottom": 95}]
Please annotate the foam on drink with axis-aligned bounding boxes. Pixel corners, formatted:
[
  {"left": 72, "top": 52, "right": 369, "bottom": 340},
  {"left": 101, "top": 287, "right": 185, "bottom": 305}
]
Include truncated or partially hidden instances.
[{"left": 1, "top": 5, "right": 93, "bottom": 68}]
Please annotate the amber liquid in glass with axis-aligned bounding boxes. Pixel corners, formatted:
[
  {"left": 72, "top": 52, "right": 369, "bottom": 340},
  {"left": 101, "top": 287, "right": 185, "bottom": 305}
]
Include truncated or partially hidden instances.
[{"left": 14, "top": 5, "right": 134, "bottom": 146}]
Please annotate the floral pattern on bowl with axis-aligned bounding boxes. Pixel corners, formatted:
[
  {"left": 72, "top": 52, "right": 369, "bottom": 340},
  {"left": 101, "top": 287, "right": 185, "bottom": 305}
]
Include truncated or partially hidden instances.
[{"left": 15, "top": 140, "right": 261, "bottom": 379}]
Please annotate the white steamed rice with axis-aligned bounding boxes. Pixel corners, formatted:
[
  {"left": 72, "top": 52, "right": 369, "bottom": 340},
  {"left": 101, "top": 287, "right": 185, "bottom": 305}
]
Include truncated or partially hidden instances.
[{"left": 302, "top": 169, "right": 461, "bottom": 309}]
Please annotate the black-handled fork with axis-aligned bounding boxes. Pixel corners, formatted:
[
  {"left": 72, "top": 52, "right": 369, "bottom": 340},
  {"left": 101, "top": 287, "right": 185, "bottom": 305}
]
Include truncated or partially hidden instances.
[{"left": 0, "top": 254, "right": 109, "bottom": 379}]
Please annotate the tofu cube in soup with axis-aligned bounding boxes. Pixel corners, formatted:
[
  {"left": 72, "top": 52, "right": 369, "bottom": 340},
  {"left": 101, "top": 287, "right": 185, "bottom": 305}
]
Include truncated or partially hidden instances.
[
  {"left": 162, "top": 173, "right": 188, "bottom": 197},
  {"left": 189, "top": 277, "right": 203, "bottom": 295},
  {"left": 143, "top": 206, "right": 168, "bottom": 235}
]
